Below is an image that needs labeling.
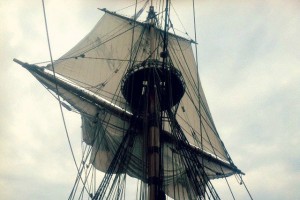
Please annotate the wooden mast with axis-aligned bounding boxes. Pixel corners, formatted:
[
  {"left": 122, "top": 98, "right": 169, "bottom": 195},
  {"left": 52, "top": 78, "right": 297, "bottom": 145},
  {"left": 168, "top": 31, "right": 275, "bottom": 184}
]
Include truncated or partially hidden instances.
[{"left": 146, "top": 2, "right": 162, "bottom": 199}]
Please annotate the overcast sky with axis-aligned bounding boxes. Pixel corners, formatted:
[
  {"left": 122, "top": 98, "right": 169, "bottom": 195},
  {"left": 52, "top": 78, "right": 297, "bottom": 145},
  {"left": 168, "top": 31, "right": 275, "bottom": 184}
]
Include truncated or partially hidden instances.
[{"left": 1, "top": 0, "right": 299, "bottom": 199}]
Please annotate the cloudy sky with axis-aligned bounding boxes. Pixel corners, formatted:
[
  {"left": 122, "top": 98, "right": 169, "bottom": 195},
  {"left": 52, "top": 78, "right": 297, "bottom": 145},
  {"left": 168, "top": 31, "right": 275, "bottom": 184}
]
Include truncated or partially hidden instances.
[{"left": 1, "top": 0, "right": 299, "bottom": 199}]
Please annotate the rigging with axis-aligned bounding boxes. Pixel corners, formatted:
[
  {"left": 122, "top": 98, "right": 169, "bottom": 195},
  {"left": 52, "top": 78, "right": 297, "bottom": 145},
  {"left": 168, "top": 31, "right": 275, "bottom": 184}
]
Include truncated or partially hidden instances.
[{"left": 14, "top": 0, "right": 255, "bottom": 199}]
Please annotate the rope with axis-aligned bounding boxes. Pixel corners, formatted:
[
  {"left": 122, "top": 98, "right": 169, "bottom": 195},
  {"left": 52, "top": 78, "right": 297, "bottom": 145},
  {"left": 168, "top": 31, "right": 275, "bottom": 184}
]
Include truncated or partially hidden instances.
[
  {"left": 192, "top": 0, "right": 204, "bottom": 152},
  {"left": 224, "top": 175, "right": 236, "bottom": 200},
  {"left": 32, "top": 56, "right": 141, "bottom": 66},
  {"left": 170, "top": 2, "right": 190, "bottom": 38},
  {"left": 166, "top": 109, "right": 221, "bottom": 199},
  {"left": 131, "top": 0, "right": 149, "bottom": 20},
  {"left": 240, "top": 175, "right": 254, "bottom": 200},
  {"left": 41, "top": 0, "right": 89, "bottom": 197},
  {"left": 115, "top": 0, "right": 147, "bottom": 12}
]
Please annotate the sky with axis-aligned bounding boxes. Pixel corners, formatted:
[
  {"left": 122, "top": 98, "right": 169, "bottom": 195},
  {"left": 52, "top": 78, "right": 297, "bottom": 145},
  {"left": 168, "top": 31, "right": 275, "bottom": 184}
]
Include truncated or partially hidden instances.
[{"left": 1, "top": 0, "right": 300, "bottom": 199}]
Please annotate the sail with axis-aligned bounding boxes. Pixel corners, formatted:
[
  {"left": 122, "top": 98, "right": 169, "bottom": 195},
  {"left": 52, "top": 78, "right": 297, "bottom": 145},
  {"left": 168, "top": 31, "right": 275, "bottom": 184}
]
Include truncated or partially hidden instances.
[
  {"left": 16, "top": 10, "right": 243, "bottom": 199},
  {"left": 34, "top": 11, "right": 238, "bottom": 173},
  {"left": 168, "top": 34, "right": 230, "bottom": 162}
]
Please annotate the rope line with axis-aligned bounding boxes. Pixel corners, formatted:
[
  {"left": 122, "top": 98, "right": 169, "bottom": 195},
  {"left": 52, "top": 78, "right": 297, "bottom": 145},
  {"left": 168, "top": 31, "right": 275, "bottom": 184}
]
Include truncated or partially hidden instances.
[
  {"left": 240, "top": 175, "right": 254, "bottom": 200},
  {"left": 41, "top": 0, "right": 90, "bottom": 197},
  {"left": 39, "top": 1, "right": 253, "bottom": 199}
]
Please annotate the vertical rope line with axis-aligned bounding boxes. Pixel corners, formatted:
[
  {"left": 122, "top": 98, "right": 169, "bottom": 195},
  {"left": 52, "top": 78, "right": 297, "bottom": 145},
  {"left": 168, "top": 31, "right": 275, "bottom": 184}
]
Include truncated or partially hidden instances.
[
  {"left": 41, "top": 0, "right": 89, "bottom": 197},
  {"left": 240, "top": 175, "right": 254, "bottom": 200},
  {"left": 224, "top": 175, "right": 236, "bottom": 200},
  {"left": 192, "top": 0, "right": 204, "bottom": 153}
]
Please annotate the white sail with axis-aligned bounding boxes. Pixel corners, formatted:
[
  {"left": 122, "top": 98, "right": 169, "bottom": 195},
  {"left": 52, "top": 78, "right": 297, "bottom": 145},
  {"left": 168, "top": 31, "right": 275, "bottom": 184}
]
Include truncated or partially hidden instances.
[
  {"left": 168, "top": 34, "right": 229, "bottom": 161},
  {"left": 46, "top": 11, "right": 230, "bottom": 161},
  {"left": 13, "top": 10, "right": 243, "bottom": 199},
  {"left": 47, "top": 13, "right": 147, "bottom": 111}
]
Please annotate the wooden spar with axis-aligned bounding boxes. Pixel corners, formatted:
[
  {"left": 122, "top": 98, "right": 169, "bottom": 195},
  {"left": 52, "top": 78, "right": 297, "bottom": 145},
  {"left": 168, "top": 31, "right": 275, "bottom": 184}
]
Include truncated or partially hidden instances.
[
  {"left": 13, "top": 58, "right": 244, "bottom": 177},
  {"left": 12, "top": 58, "right": 132, "bottom": 120}
]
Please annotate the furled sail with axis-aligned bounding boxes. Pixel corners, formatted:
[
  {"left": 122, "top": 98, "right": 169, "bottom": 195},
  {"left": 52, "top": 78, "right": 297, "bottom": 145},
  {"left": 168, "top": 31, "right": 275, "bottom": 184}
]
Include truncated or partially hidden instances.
[{"left": 15, "top": 9, "right": 242, "bottom": 199}]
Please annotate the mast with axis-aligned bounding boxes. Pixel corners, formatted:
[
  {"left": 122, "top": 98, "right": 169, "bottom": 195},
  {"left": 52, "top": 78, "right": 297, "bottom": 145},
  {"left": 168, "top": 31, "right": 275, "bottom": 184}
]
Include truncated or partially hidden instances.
[
  {"left": 12, "top": 58, "right": 242, "bottom": 176},
  {"left": 147, "top": 4, "right": 162, "bottom": 200},
  {"left": 13, "top": 1, "right": 249, "bottom": 198},
  {"left": 122, "top": 2, "right": 183, "bottom": 199}
]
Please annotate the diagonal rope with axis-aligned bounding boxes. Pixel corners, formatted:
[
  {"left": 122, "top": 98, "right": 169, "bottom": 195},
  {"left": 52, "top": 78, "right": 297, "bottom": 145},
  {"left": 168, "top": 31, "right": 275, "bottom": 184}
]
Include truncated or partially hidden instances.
[
  {"left": 239, "top": 175, "right": 254, "bottom": 200},
  {"left": 41, "top": 0, "right": 90, "bottom": 197}
]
